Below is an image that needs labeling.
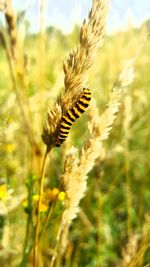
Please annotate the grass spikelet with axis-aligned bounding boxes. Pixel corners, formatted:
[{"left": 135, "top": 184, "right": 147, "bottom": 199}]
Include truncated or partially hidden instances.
[
  {"left": 118, "top": 213, "right": 150, "bottom": 267},
  {"left": 51, "top": 60, "right": 134, "bottom": 264},
  {"left": 42, "top": 0, "right": 108, "bottom": 150},
  {"left": 118, "top": 234, "right": 139, "bottom": 267},
  {"left": 81, "top": 59, "right": 134, "bottom": 169},
  {"left": 38, "top": 1, "right": 109, "bottom": 265},
  {"left": 4, "top": 0, "right": 18, "bottom": 58},
  {"left": 4, "top": 0, "right": 26, "bottom": 69},
  {"left": 42, "top": 104, "right": 62, "bottom": 149},
  {"left": 63, "top": 0, "right": 108, "bottom": 97}
]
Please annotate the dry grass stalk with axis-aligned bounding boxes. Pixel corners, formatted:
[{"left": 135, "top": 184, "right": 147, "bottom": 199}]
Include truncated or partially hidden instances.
[
  {"left": 37, "top": 1, "right": 133, "bottom": 266},
  {"left": 117, "top": 213, "right": 150, "bottom": 267},
  {"left": 4, "top": 0, "right": 28, "bottom": 99},
  {"left": 1, "top": 0, "right": 40, "bottom": 152},
  {"left": 48, "top": 0, "right": 109, "bottom": 265},
  {"left": 0, "top": 26, "right": 6, "bottom": 48},
  {"left": 33, "top": 147, "right": 49, "bottom": 267},
  {"left": 51, "top": 60, "right": 134, "bottom": 264},
  {"left": 63, "top": 0, "right": 108, "bottom": 94},
  {"left": 42, "top": 0, "right": 108, "bottom": 150},
  {"left": 117, "top": 234, "right": 139, "bottom": 267},
  {"left": 5, "top": 0, "right": 18, "bottom": 59}
]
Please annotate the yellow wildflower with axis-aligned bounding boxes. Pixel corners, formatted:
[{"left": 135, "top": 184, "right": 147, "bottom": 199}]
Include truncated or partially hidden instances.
[
  {"left": 45, "top": 188, "right": 60, "bottom": 202},
  {"left": 58, "top": 191, "right": 65, "bottom": 202},
  {"left": 5, "top": 143, "right": 15, "bottom": 153},
  {"left": 32, "top": 194, "right": 48, "bottom": 213},
  {"left": 0, "top": 184, "right": 7, "bottom": 201},
  {"left": 52, "top": 188, "right": 59, "bottom": 196},
  {"left": 32, "top": 194, "right": 39, "bottom": 201}
]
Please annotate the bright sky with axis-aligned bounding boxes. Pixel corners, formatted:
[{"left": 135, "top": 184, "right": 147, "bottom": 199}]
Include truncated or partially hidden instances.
[{"left": 13, "top": 0, "right": 150, "bottom": 33}]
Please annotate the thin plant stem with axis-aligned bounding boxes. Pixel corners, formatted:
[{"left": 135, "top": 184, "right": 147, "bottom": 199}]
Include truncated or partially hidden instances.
[
  {"left": 39, "top": 203, "right": 55, "bottom": 243},
  {"left": 19, "top": 214, "right": 32, "bottom": 267},
  {"left": 33, "top": 146, "right": 50, "bottom": 267}
]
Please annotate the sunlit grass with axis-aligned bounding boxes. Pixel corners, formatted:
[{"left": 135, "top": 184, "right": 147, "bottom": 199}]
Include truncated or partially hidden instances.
[{"left": 0, "top": 2, "right": 150, "bottom": 266}]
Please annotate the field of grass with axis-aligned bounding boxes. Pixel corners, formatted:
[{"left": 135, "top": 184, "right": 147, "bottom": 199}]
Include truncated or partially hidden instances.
[{"left": 0, "top": 1, "right": 150, "bottom": 267}]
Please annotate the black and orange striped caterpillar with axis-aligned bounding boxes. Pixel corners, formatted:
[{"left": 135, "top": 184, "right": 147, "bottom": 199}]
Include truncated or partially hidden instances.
[{"left": 56, "top": 88, "right": 91, "bottom": 147}]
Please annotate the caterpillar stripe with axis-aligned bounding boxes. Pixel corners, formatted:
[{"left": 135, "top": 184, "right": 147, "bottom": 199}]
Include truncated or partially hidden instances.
[{"left": 56, "top": 88, "right": 91, "bottom": 147}]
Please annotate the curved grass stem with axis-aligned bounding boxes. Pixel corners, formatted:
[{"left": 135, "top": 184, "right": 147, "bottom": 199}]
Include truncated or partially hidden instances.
[
  {"left": 38, "top": 203, "right": 55, "bottom": 243},
  {"left": 33, "top": 146, "right": 50, "bottom": 267}
]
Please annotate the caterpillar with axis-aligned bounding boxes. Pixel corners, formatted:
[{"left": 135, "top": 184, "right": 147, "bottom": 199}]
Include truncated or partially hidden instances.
[{"left": 56, "top": 88, "right": 91, "bottom": 147}]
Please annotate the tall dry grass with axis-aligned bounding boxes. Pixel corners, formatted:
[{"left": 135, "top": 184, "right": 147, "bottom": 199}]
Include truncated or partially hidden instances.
[{"left": 0, "top": 0, "right": 150, "bottom": 267}]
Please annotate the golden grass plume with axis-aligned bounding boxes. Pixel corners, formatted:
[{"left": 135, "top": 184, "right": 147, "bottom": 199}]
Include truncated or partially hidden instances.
[
  {"left": 52, "top": 60, "right": 134, "bottom": 261},
  {"left": 42, "top": 0, "right": 109, "bottom": 151}
]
